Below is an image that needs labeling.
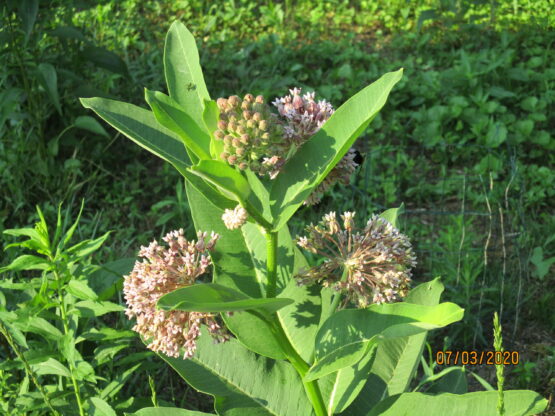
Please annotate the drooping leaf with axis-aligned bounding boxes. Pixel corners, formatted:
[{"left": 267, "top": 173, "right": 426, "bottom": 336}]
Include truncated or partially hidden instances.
[
  {"left": 80, "top": 98, "right": 190, "bottom": 170},
  {"left": 270, "top": 69, "right": 403, "bottom": 230},
  {"left": 32, "top": 358, "right": 71, "bottom": 378},
  {"left": 37, "top": 63, "right": 62, "bottom": 115},
  {"left": 86, "top": 397, "right": 117, "bottom": 416},
  {"left": 157, "top": 283, "right": 293, "bottom": 314},
  {"left": 164, "top": 21, "right": 210, "bottom": 131},
  {"left": 160, "top": 329, "right": 314, "bottom": 416},
  {"left": 366, "top": 391, "right": 547, "bottom": 416},
  {"left": 379, "top": 204, "right": 404, "bottom": 229},
  {"left": 306, "top": 301, "right": 464, "bottom": 381},
  {"left": 72, "top": 300, "right": 125, "bottom": 317},
  {"left": 74, "top": 115, "right": 110, "bottom": 138},
  {"left": 189, "top": 160, "right": 251, "bottom": 203},
  {"left": 0, "top": 255, "right": 50, "bottom": 273},
  {"left": 145, "top": 89, "right": 211, "bottom": 160},
  {"left": 344, "top": 278, "right": 446, "bottom": 414}
]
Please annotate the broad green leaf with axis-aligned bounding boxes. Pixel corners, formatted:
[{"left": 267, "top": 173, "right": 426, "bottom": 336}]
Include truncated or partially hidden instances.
[
  {"left": 157, "top": 283, "right": 293, "bottom": 314},
  {"left": 72, "top": 300, "right": 125, "bottom": 317},
  {"left": 74, "top": 115, "right": 110, "bottom": 138},
  {"left": 425, "top": 367, "right": 468, "bottom": 394},
  {"left": 270, "top": 69, "right": 403, "bottom": 231},
  {"left": 67, "top": 232, "right": 110, "bottom": 258},
  {"left": 0, "top": 255, "right": 50, "bottom": 272},
  {"left": 74, "top": 360, "right": 96, "bottom": 382},
  {"left": 161, "top": 329, "right": 314, "bottom": 416},
  {"left": 185, "top": 181, "right": 284, "bottom": 359},
  {"left": 244, "top": 170, "right": 273, "bottom": 225},
  {"left": 145, "top": 89, "right": 211, "bottom": 160},
  {"left": 366, "top": 391, "right": 547, "bottom": 416},
  {"left": 18, "top": 0, "right": 38, "bottom": 42},
  {"left": 88, "top": 258, "right": 134, "bottom": 301},
  {"left": 128, "top": 409, "right": 212, "bottom": 416},
  {"left": 164, "top": 21, "right": 210, "bottom": 131},
  {"left": 379, "top": 204, "right": 404, "bottom": 229},
  {"left": 32, "top": 358, "right": 71, "bottom": 378},
  {"left": 86, "top": 397, "right": 117, "bottom": 416},
  {"left": 3, "top": 227, "right": 49, "bottom": 253},
  {"left": 80, "top": 97, "right": 190, "bottom": 170},
  {"left": 345, "top": 278, "right": 446, "bottom": 414},
  {"left": 21, "top": 316, "right": 63, "bottom": 342},
  {"left": 82, "top": 46, "right": 128, "bottom": 77},
  {"left": 37, "top": 63, "right": 62, "bottom": 115},
  {"left": 0, "top": 312, "right": 28, "bottom": 348},
  {"left": 306, "top": 301, "right": 464, "bottom": 381},
  {"left": 189, "top": 160, "right": 251, "bottom": 202},
  {"left": 67, "top": 279, "right": 98, "bottom": 301}
]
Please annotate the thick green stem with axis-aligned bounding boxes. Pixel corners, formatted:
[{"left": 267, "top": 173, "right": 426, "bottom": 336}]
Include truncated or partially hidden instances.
[
  {"left": 264, "top": 229, "right": 327, "bottom": 415},
  {"left": 265, "top": 230, "right": 278, "bottom": 298},
  {"left": 0, "top": 321, "right": 61, "bottom": 416},
  {"left": 53, "top": 269, "right": 85, "bottom": 416},
  {"left": 328, "top": 268, "right": 349, "bottom": 319}
]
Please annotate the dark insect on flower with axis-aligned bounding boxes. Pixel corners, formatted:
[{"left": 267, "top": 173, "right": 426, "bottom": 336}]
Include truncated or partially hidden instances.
[{"left": 353, "top": 149, "right": 364, "bottom": 166}]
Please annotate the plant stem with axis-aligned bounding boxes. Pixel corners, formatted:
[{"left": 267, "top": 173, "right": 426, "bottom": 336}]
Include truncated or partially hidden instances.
[
  {"left": 0, "top": 321, "right": 61, "bottom": 416},
  {"left": 53, "top": 268, "right": 86, "bottom": 416},
  {"left": 494, "top": 312, "right": 505, "bottom": 416},
  {"left": 265, "top": 229, "right": 278, "bottom": 298},
  {"left": 328, "top": 268, "right": 349, "bottom": 318},
  {"left": 264, "top": 227, "right": 327, "bottom": 415}
]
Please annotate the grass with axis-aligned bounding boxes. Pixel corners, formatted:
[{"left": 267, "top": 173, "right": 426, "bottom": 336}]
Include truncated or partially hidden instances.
[{"left": 1, "top": 0, "right": 553, "bottom": 413}]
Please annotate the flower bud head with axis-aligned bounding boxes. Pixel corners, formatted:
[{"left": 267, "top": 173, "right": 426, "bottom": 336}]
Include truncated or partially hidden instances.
[
  {"left": 244, "top": 93, "right": 254, "bottom": 102},
  {"left": 222, "top": 205, "right": 248, "bottom": 230},
  {"left": 214, "top": 130, "right": 224, "bottom": 140},
  {"left": 228, "top": 95, "right": 240, "bottom": 107}
]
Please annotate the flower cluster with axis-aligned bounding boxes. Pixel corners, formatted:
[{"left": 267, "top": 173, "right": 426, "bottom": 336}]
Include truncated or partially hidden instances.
[
  {"left": 295, "top": 212, "right": 416, "bottom": 308},
  {"left": 221, "top": 205, "right": 248, "bottom": 230},
  {"left": 215, "top": 94, "right": 286, "bottom": 176},
  {"left": 272, "top": 87, "right": 334, "bottom": 145},
  {"left": 123, "top": 229, "right": 228, "bottom": 359}
]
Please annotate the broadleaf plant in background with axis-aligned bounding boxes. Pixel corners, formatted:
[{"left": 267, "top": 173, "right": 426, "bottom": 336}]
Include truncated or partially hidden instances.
[{"left": 82, "top": 22, "right": 548, "bottom": 416}]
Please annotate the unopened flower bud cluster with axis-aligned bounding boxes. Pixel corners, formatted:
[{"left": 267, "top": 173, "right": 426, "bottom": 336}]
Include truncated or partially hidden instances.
[
  {"left": 222, "top": 205, "right": 248, "bottom": 230},
  {"left": 296, "top": 212, "right": 417, "bottom": 308},
  {"left": 215, "top": 94, "right": 286, "bottom": 176},
  {"left": 124, "top": 229, "right": 228, "bottom": 359}
]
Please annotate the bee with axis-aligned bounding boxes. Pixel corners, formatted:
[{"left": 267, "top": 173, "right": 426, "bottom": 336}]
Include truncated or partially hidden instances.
[
  {"left": 186, "top": 83, "right": 197, "bottom": 91},
  {"left": 353, "top": 149, "right": 364, "bottom": 166}
]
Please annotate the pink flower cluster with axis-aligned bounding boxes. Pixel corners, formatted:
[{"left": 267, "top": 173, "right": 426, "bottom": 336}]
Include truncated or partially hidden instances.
[
  {"left": 296, "top": 212, "right": 417, "bottom": 308},
  {"left": 123, "top": 229, "right": 228, "bottom": 359},
  {"left": 272, "top": 87, "right": 335, "bottom": 145}
]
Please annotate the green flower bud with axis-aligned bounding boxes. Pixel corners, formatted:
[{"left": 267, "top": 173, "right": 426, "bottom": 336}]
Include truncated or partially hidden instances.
[
  {"left": 246, "top": 120, "right": 256, "bottom": 129},
  {"left": 258, "top": 120, "right": 268, "bottom": 131},
  {"left": 218, "top": 120, "right": 227, "bottom": 130},
  {"left": 214, "top": 130, "right": 225, "bottom": 140},
  {"left": 253, "top": 112, "right": 262, "bottom": 122},
  {"left": 242, "top": 110, "right": 252, "bottom": 120},
  {"left": 244, "top": 93, "right": 254, "bottom": 102},
  {"left": 224, "top": 135, "right": 233, "bottom": 145},
  {"left": 240, "top": 134, "right": 250, "bottom": 144},
  {"left": 227, "top": 155, "right": 237, "bottom": 165},
  {"left": 220, "top": 152, "right": 229, "bottom": 160},
  {"left": 236, "top": 147, "right": 245, "bottom": 156},
  {"left": 236, "top": 125, "right": 246, "bottom": 135},
  {"left": 232, "top": 138, "right": 241, "bottom": 147},
  {"left": 228, "top": 115, "right": 237, "bottom": 123},
  {"left": 241, "top": 101, "right": 251, "bottom": 110},
  {"left": 252, "top": 102, "right": 265, "bottom": 113},
  {"left": 238, "top": 162, "right": 248, "bottom": 170},
  {"left": 255, "top": 95, "right": 264, "bottom": 104},
  {"left": 228, "top": 121, "right": 237, "bottom": 132}
]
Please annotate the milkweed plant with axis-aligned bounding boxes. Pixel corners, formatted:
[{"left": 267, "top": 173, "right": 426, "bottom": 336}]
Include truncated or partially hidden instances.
[{"left": 82, "top": 22, "right": 548, "bottom": 416}]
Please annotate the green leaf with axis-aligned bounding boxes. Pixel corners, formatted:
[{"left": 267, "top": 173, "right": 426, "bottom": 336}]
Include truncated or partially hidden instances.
[
  {"left": 32, "top": 358, "right": 71, "bottom": 378},
  {"left": 18, "top": 0, "right": 38, "bottom": 42},
  {"left": 58, "top": 199, "right": 84, "bottom": 253},
  {"left": 345, "top": 278, "right": 446, "bottom": 414},
  {"left": 160, "top": 329, "right": 314, "bottom": 416},
  {"left": 157, "top": 283, "right": 293, "bottom": 314},
  {"left": 100, "top": 363, "right": 142, "bottom": 400},
  {"left": 128, "top": 408, "right": 216, "bottom": 416},
  {"left": 67, "top": 232, "right": 110, "bottom": 258},
  {"left": 270, "top": 69, "right": 403, "bottom": 230},
  {"left": 379, "top": 204, "right": 404, "bottom": 229},
  {"left": 80, "top": 97, "right": 190, "bottom": 170},
  {"left": 74, "top": 115, "right": 110, "bottom": 138},
  {"left": 366, "top": 391, "right": 547, "bottom": 416},
  {"left": 82, "top": 46, "right": 128, "bottom": 77},
  {"left": 145, "top": 89, "right": 211, "bottom": 160},
  {"left": 21, "top": 316, "right": 64, "bottom": 342},
  {"left": 0, "top": 255, "right": 50, "bottom": 273},
  {"left": 306, "top": 301, "right": 464, "bottom": 381},
  {"left": 0, "top": 312, "right": 28, "bottom": 348},
  {"left": 189, "top": 160, "right": 251, "bottom": 202},
  {"left": 88, "top": 258, "right": 135, "bottom": 301},
  {"left": 37, "top": 63, "right": 62, "bottom": 115},
  {"left": 424, "top": 367, "right": 468, "bottom": 394},
  {"left": 67, "top": 280, "right": 99, "bottom": 301},
  {"left": 86, "top": 397, "right": 117, "bottom": 416},
  {"left": 164, "top": 22, "right": 210, "bottom": 131},
  {"left": 72, "top": 300, "right": 125, "bottom": 317}
]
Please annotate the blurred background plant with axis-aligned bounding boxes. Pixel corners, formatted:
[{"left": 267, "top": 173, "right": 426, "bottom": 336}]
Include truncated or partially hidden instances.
[{"left": 1, "top": 0, "right": 553, "bottom": 414}]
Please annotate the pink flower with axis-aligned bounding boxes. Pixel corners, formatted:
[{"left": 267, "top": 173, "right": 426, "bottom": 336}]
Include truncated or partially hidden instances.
[
  {"left": 123, "top": 229, "right": 228, "bottom": 358},
  {"left": 295, "top": 212, "right": 416, "bottom": 308}
]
